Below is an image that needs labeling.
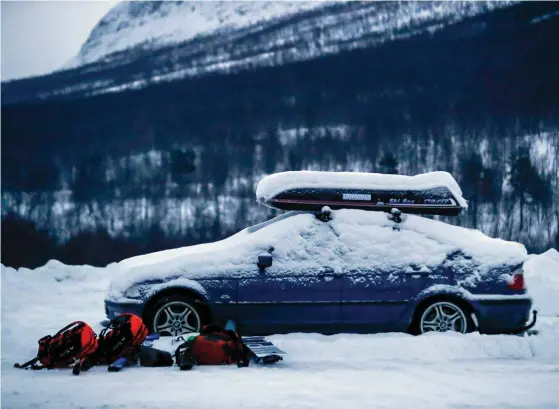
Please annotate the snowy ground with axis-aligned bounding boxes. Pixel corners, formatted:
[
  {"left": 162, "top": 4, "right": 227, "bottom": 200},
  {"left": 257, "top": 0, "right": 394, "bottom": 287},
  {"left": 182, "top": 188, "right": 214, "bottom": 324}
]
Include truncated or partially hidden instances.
[{"left": 2, "top": 250, "right": 559, "bottom": 409}]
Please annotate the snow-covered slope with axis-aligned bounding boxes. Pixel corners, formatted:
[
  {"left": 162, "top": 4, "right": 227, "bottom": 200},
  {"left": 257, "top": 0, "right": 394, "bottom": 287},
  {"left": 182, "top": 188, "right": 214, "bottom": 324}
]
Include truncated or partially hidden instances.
[
  {"left": 67, "top": 1, "right": 328, "bottom": 68},
  {"left": 71, "top": 1, "right": 512, "bottom": 90},
  {"left": 524, "top": 248, "right": 559, "bottom": 316},
  {"left": 2, "top": 1, "right": 520, "bottom": 104},
  {"left": 70, "top": 0, "right": 515, "bottom": 70}
]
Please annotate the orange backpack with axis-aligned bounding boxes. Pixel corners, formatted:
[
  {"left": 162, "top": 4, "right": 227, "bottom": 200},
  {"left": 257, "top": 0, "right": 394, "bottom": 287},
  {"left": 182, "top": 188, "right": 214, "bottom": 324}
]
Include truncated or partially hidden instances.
[
  {"left": 95, "top": 313, "right": 148, "bottom": 365},
  {"left": 14, "top": 321, "right": 98, "bottom": 374}
]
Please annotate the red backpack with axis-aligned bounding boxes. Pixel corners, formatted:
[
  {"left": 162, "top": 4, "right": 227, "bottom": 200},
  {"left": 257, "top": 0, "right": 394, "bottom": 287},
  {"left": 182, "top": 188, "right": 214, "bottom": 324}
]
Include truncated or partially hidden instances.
[
  {"left": 95, "top": 313, "right": 148, "bottom": 365},
  {"left": 174, "top": 324, "right": 249, "bottom": 370},
  {"left": 14, "top": 321, "right": 98, "bottom": 373}
]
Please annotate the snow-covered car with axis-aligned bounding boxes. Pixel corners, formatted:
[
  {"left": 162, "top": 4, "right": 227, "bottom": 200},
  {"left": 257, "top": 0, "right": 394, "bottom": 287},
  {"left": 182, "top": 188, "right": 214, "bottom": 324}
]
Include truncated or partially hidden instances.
[{"left": 104, "top": 172, "right": 534, "bottom": 336}]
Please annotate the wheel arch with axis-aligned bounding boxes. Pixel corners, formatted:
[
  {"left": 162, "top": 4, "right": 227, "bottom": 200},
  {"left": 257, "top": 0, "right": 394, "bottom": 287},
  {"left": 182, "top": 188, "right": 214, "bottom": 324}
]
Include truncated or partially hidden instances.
[
  {"left": 408, "top": 292, "right": 476, "bottom": 334},
  {"left": 143, "top": 286, "right": 212, "bottom": 325}
]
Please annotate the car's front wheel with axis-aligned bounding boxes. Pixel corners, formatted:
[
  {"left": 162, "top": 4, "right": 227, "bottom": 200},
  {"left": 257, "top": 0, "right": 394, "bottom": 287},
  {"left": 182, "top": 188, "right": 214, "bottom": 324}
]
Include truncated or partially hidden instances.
[
  {"left": 416, "top": 300, "right": 474, "bottom": 334},
  {"left": 145, "top": 294, "right": 204, "bottom": 336}
]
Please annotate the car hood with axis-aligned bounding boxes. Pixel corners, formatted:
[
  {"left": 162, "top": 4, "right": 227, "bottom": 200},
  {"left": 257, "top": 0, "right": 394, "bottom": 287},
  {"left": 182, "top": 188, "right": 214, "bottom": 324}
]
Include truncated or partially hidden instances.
[
  {"left": 106, "top": 229, "right": 253, "bottom": 299},
  {"left": 107, "top": 211, "right": 307, "bottom": 298}
]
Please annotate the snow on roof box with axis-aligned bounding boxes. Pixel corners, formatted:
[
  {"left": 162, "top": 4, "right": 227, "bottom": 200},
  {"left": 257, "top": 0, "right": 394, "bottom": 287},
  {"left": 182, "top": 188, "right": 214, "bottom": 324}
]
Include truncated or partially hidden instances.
[{"left": 256, "top": 171, "right": 468, "bottom": 216}]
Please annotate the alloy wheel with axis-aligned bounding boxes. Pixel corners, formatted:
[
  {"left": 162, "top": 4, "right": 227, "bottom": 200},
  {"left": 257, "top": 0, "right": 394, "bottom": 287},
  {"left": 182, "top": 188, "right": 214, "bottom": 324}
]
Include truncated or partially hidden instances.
[
  {"left": 420, "top": 301, "right": 468, "bottom": 334},
  {"left": 153, "top": 301, "right": 201, "bottom": 336}
]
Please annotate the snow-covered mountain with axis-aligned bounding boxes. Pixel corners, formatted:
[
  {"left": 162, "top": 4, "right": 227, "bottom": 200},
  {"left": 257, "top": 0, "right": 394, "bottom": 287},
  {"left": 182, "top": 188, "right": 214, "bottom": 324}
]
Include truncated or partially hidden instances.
[
  {"left": 67, "top": 1, "right": 329, "bottom": 68},
  {"left": 2, "top": 1, "right": 518, "bottom": 104}
]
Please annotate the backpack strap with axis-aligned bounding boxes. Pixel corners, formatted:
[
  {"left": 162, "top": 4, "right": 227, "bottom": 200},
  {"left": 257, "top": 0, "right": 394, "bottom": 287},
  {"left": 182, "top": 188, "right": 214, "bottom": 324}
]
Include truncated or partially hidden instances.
[
  {"left": 14, "top": 356, "right": 41, "bottom": 370},
  {"left": 14, "top": 332, "right": 55, "bottom": 370},
  {"left": 175, "top": 338, "right": 197, "bottom": 371},
  {"left": 221, "top": 330, "right": 249, "bottom": 367},
  {"left": 237, "top": 343, "right": 250, "bottom": 368},
  {"left": 53, "top": 321, "right": 85, "bottom": 337},
  {"left": 99, "top": 314, "right": 130, "bottom": 338}
]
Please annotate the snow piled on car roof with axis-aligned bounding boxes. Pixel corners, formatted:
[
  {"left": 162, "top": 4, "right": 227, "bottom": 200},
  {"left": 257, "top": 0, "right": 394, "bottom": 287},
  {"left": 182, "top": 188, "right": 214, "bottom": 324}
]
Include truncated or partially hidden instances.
[
  {"left": 109, "top": 209, "right": 526, "bottom": 295},
  {"left": 256, "top": 171, "right": 468, "bottom": 208}
]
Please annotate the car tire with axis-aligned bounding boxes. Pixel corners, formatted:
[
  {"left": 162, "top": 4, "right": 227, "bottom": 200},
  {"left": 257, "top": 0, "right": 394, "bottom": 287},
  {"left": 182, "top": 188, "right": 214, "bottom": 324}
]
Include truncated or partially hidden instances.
[
  {"left": 144, "top": 294, "right": 206, "bottom": 337},
  {"left": 412, "top": 299, "right": 474, "bottom": 335}
]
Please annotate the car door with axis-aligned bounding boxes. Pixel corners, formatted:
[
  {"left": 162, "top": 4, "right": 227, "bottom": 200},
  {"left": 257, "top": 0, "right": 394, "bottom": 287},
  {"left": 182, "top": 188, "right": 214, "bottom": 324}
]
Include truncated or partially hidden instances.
[
  {"left": 330, "top": 214, "right": 433, "bottom": 332},
  {"left": 340, "top": 265, "right": 430, "bottom": 332},
  {"left": 237, "top": 268, "right": 342, "bottom": 334},
  {"left": 236, "top": 214, "right": 343, "bottom": 334}
]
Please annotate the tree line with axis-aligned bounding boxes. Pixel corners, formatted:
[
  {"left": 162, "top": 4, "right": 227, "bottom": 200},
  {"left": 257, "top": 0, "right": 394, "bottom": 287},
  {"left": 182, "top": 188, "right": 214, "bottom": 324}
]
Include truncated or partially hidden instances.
[{"left": 1, "top": 122, "right": 557, "bottom": 268}]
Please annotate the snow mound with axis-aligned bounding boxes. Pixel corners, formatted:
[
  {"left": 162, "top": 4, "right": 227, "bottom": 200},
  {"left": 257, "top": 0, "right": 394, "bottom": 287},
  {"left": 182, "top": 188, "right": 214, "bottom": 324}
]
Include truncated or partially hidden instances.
[
  {"left": 1, "top": 260, "right": 113, "bottom": 287},
  {"left": 1, "top": 262, "right": 113, "bottom": 319},
  {"left": 1, "top": 262, "right": 113, "bottom": 362},
  {"left": 267, "top": 320, "right": 559, "bottom": 363},
  {"left": 524, "top": 248, "right": 559, "bottom": 316},
  {"left": 256, "top": 171, "right": 468, "bottom": 208}
]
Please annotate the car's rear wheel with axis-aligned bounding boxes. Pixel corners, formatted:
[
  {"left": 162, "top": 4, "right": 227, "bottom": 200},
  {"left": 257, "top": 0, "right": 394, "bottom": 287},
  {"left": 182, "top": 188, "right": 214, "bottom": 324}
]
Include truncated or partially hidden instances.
[
  {"left": 416, "top": 300, "right": 473, "bottom": 334},
  {"left": 145, "top": 294, "right": 204, "bottom": 336}
]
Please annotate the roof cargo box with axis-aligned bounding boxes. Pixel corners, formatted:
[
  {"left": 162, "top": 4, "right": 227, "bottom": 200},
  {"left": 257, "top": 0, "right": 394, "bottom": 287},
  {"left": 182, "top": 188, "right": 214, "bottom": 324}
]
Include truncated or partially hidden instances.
[{"left": 256, "top": 171, "right": 468, "bottom": 216}]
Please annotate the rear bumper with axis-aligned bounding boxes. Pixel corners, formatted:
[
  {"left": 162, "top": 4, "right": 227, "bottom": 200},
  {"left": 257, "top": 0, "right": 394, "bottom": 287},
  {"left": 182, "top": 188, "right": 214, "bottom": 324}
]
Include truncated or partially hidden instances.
[
  {"left": 104, "top": 299, "right": 145, "bottom": 320},
  {"left": 471, "top": 297, "right": 533, "bottom": 334}
]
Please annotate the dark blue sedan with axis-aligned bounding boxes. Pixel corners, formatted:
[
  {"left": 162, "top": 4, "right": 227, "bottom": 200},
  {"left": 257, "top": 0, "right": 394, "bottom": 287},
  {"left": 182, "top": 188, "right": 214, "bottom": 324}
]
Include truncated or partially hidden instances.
[{"left": 104, "top": 209, "right": 533, "bottom": 336}]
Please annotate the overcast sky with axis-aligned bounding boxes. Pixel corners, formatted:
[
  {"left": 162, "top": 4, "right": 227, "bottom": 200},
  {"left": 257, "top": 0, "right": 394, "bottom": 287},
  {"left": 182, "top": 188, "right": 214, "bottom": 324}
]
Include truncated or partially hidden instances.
[{"left": 1, "top": 1, "right": 118, "bottom": 81}]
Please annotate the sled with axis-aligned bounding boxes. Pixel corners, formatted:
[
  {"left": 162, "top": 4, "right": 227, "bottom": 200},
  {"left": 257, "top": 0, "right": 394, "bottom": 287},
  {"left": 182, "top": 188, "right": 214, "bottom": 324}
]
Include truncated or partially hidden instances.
[
  {"left": 256, "top": 171, "right": 467, "bottom": 216},
  {"left": 242, "top": 336, "right": 286, "bottom": 364}
]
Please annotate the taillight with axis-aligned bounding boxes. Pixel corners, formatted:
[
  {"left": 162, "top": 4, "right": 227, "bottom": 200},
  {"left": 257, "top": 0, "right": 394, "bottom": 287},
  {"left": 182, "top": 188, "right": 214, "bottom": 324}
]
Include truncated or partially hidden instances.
[{"left": 508, "top": 273, "right": 525, "bottom": 290}]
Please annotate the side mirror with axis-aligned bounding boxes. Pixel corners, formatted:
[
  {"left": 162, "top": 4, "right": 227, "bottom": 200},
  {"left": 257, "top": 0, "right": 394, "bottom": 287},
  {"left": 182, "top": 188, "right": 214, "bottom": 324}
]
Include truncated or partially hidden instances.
[{"left": 257, "top": 252, "right": 273, "bottom": 270}]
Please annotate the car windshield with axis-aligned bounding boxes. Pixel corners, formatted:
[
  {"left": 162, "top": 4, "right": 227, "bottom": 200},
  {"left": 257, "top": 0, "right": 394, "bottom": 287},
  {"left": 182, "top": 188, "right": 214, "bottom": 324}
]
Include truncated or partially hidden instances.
[{"left": 246, "top": 211, "right": 310, "bottom": 234}]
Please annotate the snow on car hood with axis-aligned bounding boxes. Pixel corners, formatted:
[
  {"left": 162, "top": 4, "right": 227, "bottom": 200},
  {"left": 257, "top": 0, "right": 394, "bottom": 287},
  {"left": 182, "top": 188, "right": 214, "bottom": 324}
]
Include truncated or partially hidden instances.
[{"left": 108, "top": 209, "right": 527, "bottom": 298}]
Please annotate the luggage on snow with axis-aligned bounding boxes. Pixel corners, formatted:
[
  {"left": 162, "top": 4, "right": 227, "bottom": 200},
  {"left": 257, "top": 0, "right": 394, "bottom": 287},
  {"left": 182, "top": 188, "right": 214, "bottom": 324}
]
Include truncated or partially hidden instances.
[
  {"left": 174, "top": 324, "right": 249, "bottom": 370},
  {"left": 15, "top": 316, "right": 286, "bottom": 374},
  {"left": 14, "top": 313, "right": 172, "bottom": 374},
  {"left": 77, "top": 313, "right": 149, "bottom": 373},
  {"left": 14, "top": 321, "right": 98, "bottom": 373}
]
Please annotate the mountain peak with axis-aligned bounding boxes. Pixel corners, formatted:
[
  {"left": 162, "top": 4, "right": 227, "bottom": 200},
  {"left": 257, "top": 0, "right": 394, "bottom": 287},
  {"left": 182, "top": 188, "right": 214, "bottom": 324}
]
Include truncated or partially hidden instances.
[{"left": 66, "top": 1, "right": 328, "bottom": 68}]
